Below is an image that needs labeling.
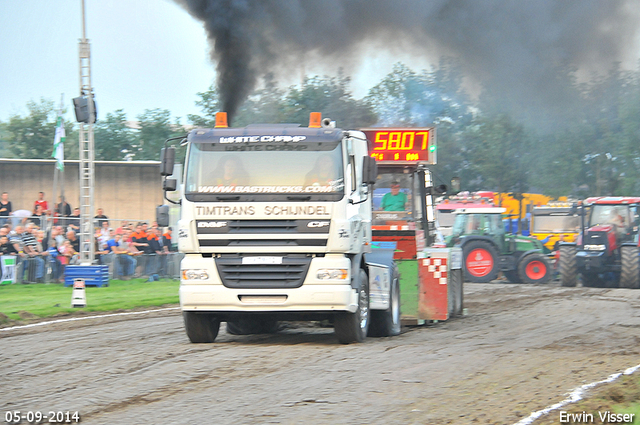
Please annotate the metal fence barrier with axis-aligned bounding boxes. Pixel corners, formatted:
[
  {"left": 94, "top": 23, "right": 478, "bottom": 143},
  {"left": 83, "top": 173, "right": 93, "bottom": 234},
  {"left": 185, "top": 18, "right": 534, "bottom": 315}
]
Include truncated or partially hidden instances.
[
  {"left": 2, "top": 215, "right": 183, "bottom": 284},
  {"left": 7, "top": 215, "right": 156, "bottom": 236},
  {"left": 98, "top": 252, "right": 184, "bottom": 281},
  {"left": 6, "top": 253, "right": 184, "bottom": 284}
]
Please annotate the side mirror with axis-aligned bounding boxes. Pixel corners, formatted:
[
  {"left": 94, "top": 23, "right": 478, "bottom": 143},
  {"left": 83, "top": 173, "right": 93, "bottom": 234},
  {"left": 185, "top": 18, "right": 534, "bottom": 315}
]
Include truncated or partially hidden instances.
[
  {"left": 362, "top": 156, "right": 378, "bottom": 185},
  {"left": 160, "top": 147, "right": 175, "bottom": 176},
  {"left": 163, "top": 178, "right": 177, "bottom": 192},
  {"left": 156, "top": 205, "right": 170, "bottom": 227}
]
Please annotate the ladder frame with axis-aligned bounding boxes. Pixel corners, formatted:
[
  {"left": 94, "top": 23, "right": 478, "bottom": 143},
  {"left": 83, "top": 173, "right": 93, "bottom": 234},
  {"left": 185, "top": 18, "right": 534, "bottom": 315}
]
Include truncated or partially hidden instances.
[{"left": 77, "top": 35, "right": 95, "bottom": 265}]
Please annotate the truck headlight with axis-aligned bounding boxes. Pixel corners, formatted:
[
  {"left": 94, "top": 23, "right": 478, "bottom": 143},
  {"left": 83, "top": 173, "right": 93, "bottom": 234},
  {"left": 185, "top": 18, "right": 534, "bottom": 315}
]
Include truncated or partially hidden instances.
[
  {"left": 584, "top": 244, "right": 606, "bottom": 251},
  {"left": 182, "top": 269, "right": 209, "bottom": 280},
  {"left": 317, "top": 269, "right": 349, "bottom": 280}
]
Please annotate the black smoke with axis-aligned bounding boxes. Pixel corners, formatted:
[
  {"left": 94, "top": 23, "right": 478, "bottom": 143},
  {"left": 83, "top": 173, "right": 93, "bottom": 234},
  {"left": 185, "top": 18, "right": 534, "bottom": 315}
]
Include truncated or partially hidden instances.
[{"left": 176, "top": 0, "right": 640, "bottom": 124}]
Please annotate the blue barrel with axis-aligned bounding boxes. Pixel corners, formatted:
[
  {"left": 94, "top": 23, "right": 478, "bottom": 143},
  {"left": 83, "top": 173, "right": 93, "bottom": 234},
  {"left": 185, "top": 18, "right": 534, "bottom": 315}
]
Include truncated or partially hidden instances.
[{"left": 64, "top": 265, "right": 110, "bottom": 287}]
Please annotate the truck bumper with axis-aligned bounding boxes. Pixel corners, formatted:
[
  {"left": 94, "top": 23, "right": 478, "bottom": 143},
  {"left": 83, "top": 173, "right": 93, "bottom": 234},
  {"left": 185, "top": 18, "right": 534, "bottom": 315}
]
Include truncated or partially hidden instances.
[
  {"left": 180, "top": 284, "right": 358, "bottom": 313},
  {"left": 179, "top": 254, "right": 358, "bottom": 313}
]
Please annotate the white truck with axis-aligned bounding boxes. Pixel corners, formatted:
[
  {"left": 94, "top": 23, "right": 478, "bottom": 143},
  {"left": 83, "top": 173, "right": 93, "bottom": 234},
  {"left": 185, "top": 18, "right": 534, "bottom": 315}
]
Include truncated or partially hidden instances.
[{"left": 158, "top": 113, "right": 401, "bottom": 343}]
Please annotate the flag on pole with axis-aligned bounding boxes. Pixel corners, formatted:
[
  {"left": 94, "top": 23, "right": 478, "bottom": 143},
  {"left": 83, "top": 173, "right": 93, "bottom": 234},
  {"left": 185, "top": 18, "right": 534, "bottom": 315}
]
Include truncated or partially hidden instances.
[{"left": 53, "top": 115, "right": 65, "bottom": 171}]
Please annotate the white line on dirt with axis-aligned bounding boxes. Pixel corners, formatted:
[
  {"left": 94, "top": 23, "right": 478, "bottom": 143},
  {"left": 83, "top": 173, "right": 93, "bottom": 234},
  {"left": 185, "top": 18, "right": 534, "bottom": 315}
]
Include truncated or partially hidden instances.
[
  {"left": 514, "top": 363, "right": 640, "bottom": 425},
  {"left": 0, "top": 307, "right": 181, "bottom": 332}
]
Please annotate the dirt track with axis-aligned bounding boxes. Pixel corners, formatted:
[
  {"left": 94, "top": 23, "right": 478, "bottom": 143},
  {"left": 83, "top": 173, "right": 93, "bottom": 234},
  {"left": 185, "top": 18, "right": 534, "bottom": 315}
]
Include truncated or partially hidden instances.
[{"left": 2, "top": 282, "right": 639, "bottom": 425}]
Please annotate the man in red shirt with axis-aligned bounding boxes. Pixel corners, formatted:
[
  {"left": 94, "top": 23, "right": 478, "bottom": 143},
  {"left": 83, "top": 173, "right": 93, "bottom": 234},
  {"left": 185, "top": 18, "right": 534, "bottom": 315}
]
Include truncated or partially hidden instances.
[{"left": 34, "top": 192, "right": 48, "bottom": 213}]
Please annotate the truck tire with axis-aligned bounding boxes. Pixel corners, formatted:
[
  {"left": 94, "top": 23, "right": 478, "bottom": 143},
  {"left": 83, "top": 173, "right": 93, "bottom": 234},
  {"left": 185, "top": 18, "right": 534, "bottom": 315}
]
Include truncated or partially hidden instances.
[
  {"left": 334, "top": 269, "right": 370, "bottom": 344},
  {"left": 518, "top": 253, "right": 551, "bottom": 284},
  {"left": 620, "top": 246, "right": 640, "bottom": 289},
  {"left": 448, "top": 267, "right": 464, "bottom": 317},
  {"left": 183, "top": 312, "right": 220, "bottom": 343},
  {"left": 463, "top": 240, "right": 499, "bottom": 283},
  {"left": 226, "top": 316, "right": 280, "bottom": 335},
  {"left": 369, "top": 270, "right": 401, "bottom": 337},
  {"left": 559, "top": 245, "right": 577, "bottom": 287}
]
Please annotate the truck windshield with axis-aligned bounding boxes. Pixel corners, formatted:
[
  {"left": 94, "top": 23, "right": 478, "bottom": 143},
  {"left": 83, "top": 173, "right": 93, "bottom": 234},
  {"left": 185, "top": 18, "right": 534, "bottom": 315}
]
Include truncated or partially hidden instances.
[{"left": 184, "top": 141, "right": 344, "bottom": 201}]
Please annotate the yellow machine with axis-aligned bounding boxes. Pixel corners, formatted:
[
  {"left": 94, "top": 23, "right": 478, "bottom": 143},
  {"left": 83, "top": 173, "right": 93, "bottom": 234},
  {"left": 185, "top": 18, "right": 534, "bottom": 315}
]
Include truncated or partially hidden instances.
[
  {"left": 493, "top": 193, "right": 568, "bottom": 236},
  {"left": 494, "top": 193, "right": 559, "bottom": 218},
  {"left": 530, "top": 203, "right": 580, "bottom": 251}
]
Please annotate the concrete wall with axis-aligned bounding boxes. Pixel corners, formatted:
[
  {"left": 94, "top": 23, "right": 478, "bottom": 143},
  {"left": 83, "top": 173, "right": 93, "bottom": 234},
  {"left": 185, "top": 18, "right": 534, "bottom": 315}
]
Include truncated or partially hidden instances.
[{"left": 0, "top": 159, "right": 164, "bottom": 222}]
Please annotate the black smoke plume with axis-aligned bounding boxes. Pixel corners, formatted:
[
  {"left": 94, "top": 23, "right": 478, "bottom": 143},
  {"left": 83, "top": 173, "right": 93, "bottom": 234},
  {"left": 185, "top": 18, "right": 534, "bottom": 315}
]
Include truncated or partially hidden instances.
[{"left": 176, "top": 0, "right": 640, "bottom": 124}]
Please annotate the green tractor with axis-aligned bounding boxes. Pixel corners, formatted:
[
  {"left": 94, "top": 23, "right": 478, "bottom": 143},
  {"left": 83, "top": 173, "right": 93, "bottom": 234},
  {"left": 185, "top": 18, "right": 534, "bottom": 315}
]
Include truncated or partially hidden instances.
[{"left": 444, "top": 208, "right": 552, "bottom": 283}]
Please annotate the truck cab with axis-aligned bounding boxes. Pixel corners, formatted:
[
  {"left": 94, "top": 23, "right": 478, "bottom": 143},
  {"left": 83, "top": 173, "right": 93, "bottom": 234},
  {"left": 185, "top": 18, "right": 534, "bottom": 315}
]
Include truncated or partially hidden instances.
[{"left": 160, "top": 113, "right": 401, "bottom": 343}]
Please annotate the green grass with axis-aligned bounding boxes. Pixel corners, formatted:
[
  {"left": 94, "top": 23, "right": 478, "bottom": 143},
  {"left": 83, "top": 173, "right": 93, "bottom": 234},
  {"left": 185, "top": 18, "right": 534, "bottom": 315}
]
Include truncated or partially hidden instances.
[
  {"left": 534, "top": 372, "right": 640, "bottom": 424},
  {"left": 0, "top": 279, "right": 179, "bottom": 323}
]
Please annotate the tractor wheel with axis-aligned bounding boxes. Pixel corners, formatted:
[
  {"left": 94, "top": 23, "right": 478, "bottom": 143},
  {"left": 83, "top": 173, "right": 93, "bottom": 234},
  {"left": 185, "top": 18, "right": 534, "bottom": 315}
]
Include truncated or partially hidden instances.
[
  {"left": 183, "top": 312, "right": 220, "bottom": 343},
  {"left": 518, "top": 254, "right": 551, "bottom": 284},
  {"left": 559, "top": 246, "right": 577, "bottom": 287},
  {"left": 620, "top": 246, "right": 640, "bottom": 289},
  {"left": 503, "top": 270, "right": 521, "bottom": 283},
  {"left": 463, "top": 240, "right": 499, "bottom": 283}
]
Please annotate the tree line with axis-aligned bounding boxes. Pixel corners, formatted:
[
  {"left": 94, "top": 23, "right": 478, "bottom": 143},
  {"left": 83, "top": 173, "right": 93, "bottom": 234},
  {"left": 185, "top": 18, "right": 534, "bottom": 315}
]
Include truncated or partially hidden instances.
[{"left": 1, "top": 58, "right": 640, "bottom": 198}]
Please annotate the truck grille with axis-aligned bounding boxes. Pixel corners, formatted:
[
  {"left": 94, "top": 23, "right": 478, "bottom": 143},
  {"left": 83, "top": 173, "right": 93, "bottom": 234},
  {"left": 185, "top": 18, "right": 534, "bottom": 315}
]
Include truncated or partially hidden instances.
[
  {"left": 201, "top": 239, "right": 326, "bottom": 247},
  {"left": 197, "top": 219, "right": 330, "bottom": 234},
  {"left": 215, "top": 256, "right": 312, "bottom": 289},
  {"left": 228, "top": 220, "right": 297, "bottom": 233},
  {"left": 197, "top": 219, "right": 329, "bottom": 248}
]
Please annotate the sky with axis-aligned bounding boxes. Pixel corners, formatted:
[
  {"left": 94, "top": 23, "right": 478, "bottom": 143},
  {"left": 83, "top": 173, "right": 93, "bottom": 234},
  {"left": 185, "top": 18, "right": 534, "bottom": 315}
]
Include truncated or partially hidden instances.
[{"left": 0, "top": 0, "right": 427, "bottom": 123}]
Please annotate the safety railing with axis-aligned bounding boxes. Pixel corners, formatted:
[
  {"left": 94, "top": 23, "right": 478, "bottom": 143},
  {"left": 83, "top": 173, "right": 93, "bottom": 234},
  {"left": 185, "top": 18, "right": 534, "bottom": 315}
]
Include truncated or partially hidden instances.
[{"left": 1, "top": 252, "right": 184, "bottom": 284}]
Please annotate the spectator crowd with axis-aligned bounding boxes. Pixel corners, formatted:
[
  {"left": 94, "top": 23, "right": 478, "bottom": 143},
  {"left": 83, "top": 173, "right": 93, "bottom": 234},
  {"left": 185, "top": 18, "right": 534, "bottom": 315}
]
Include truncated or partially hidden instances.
[{"left": 0, "top": 191, "right": 178, "bottom": 284}]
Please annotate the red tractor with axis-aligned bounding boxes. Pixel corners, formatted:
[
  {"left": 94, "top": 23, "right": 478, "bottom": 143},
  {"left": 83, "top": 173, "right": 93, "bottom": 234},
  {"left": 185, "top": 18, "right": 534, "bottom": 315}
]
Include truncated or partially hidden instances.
[{"left": 559, "top": 197, "right": 640, "bottom": 288}]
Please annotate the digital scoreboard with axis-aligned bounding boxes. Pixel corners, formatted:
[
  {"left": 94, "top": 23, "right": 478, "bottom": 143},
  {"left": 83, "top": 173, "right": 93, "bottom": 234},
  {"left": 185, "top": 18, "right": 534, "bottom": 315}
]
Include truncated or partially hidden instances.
[{"left": 360, "top": 128, "right": 436, "bottom": 165}]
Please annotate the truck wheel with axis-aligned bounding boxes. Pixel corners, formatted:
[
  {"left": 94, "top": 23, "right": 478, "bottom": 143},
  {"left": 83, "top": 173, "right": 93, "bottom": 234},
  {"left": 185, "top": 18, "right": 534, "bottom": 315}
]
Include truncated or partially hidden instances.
[
  {"left": 334, "top": 269, "right": 370, "bottom": 344},
  {"left": 620, "top": 246, "right": 640, "bottom": 289},
  {"left": 183, "top": 311, "right": 220, "bottom": 343},
  {"left": 448, "top": 267, "right": 464, "bottom": 317},
  {"left": 559, "top": 246, "right": 577, "bottom": 287},
  {"left": 226, "top": 316, "right": 280, "bottom": 335},
  {"left": 463, "top": 241, "right": 499, "bottom": 283},
  {"left": 369, "top": 270, "right": 401, "bottom": 337},
  {"left": 518, "top": 254, "right": 551, "bottom": 284}
]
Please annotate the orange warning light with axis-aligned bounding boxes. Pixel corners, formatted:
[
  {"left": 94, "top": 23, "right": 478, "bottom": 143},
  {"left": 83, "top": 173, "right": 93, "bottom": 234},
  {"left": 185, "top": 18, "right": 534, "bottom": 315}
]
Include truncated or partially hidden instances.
[
  {"left": 215, "top": 112, "right": 228, "bottom": 128},
  {"left": 309, "top": 112, "right": 322, "bottom": 128}
]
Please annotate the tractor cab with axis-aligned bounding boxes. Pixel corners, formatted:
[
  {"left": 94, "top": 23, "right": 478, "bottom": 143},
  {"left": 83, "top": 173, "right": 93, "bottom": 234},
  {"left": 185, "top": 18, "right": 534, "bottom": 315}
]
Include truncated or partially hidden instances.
[
  {"left": 586, "top": 202, "right": 638, "bottom": 245},
  {"left": 450, "top": 208, "right": 506, "bottom": 240}
]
